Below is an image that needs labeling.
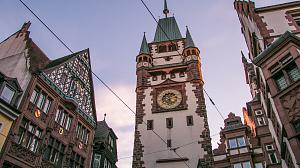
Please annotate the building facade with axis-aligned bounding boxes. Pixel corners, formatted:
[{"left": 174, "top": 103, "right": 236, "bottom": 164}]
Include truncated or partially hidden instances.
[
  {"left": 0, "top": 22, "right": 97, "bottom": 168},
  {"left": 213, "top": 112, "right": 272, "bottom": 168},
  {"left": 93, "top": 120, "right": 118, "bottom": 168},
  {"left": 234, "top": 0, "right": 300, "bottom": 167},
  {"left": 132, "top": 1, "right": 213, "bottom": 168},
  {"left": 0, "top": 72, "right": 22, "bottom": 152}
]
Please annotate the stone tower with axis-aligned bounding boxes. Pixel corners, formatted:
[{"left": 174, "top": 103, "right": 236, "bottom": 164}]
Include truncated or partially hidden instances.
[{"left": 132, "top": 1, "right": 213, "bottom": 168}]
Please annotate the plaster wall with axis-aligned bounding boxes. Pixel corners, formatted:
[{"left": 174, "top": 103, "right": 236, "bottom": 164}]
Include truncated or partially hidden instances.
[
  {"left": 138, "top": 82, "right": 206, "bottom": 168},
  {"left": 259, "top": 8, "right": 299, "bottom": 37},
  {"left": 0, "top": 33, "right": 31, "bottom": 95},
  {"left": 150, "top": 73, "right": 187, "bottom": 86}
]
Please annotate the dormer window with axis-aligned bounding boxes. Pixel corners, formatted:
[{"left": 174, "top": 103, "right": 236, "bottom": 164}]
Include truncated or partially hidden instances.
[
  {"left": 108, "top": 135, "right": 114, "bottom": 152},
  {"left": 0, "top": 85, "right": 15, "bottom": 104}
]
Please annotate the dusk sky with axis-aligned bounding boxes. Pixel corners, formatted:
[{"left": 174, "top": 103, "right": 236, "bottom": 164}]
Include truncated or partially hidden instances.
[{"left": 0, "top": 0, "right": 294, "bottom": 167}]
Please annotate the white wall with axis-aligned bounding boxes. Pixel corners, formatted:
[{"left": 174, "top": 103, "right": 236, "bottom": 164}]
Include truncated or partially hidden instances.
[{"left": 138, "top": 82, "right": 206, "bottom": 168}]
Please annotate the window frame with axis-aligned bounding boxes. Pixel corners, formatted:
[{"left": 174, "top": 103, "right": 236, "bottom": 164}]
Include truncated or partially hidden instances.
[
  {"left": 30, "top": 87, "right": 53, "bottom": 114},
  {"left": 186, "top": 116, "right": 194, "bottom": 126},
  {"left": 147, "top": 120, "right": 153, "bottom": 130},
  {"left": 55, "top": 107, "right": 73, "bottom": 131},
  {"left": 17, "top": 118, "right": 43, "bottom": 153},
  {"left": 228, "top": 136, "right": 246, "bottom": 149},
  {"left": 269, "top": 55, "right": 300, "bottom": 92},
  {"left": 0, "top": 84, "right": 15, "bottom": 104},
  {"left": 166, "top": 118, "right": 173, "bottom": 129}
]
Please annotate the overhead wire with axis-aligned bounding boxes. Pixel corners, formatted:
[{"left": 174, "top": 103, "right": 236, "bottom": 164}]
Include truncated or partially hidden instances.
[
  {"left": 17, "top": 0, "right": 189, "bottom": 167},
  {"left": 138, "top": 0, "right": 225, "bottom": 121},
  {"left": 118, "top": 132, "right": 221, "bottom": 161},
  {"left": 18, "top": 0, "right": 225, "bottom": 167}
]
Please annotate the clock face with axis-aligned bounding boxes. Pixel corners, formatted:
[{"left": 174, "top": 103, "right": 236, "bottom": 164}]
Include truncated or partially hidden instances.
[{"left": 157, "top": 89, "right": 182, "bottom": 109}]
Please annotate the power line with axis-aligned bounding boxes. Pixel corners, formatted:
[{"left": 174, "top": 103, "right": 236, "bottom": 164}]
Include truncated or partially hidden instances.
[
  {"left": 138, "top": 0, "right": 225, "bottom": 121},
  {"left": 118, "top": 132, "right": 220, "bottom": 160},
  {"left": 17, "top": 1, "right": 190, "bottom": 167},
  {"left": 17, "top": 1, "right": 224, "bottom": 167}
]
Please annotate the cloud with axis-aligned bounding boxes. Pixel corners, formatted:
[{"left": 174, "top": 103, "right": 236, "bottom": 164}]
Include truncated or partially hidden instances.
[{"left": 94, "top": 84, "right": 136, "bottom": 168}]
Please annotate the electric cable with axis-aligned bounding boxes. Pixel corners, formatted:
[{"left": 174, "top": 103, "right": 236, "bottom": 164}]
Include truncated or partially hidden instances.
[{"left": 17, "top": 1, "right": 226, "bottom": 167}]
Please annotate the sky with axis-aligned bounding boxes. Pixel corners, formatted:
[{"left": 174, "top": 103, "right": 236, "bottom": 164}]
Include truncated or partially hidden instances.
[{"left": 0, "top": 0, "right": 295, "bottom": 167}]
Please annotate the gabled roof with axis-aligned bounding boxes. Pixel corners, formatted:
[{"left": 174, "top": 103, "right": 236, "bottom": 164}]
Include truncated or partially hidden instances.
[
  {"left": 95, "top": 120, "right": 117, "bottom": 142},
  {"left": 253, "top": 31, "right": 300, "bottom": 65},
  {"left": 0, "top": 72, "right": 22, "bottom": 92},
  {"left": 42, "top": 49, "right": 97, "bottom": 126},
  {"left": 139, "top": 33, "right": 150, "bottom": 55},
  {"left": 185, "top": 27, "right": 196, "bottom": 48},
  {"left": 153, "top": 17, "right": 182, "bottom": 43},
  {"left": 44, "top": 51, "right": 79, "bottom": 70}
]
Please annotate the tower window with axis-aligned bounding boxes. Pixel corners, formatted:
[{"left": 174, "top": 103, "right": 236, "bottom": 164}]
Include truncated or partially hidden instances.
[
  {"left": 186, "top": 116, "right": 194, "bottom": 126},
  {"left": 170, "top": 73, "right": 176, "bottom": 79},
  {"left": 161, "top": 74, "right": 166, "bottom": 80},
  {"left": 192, "top": 50, "right": 196, "bottom": 55},
  {"left": 158, "top": 45, "right": 167, "bottom": 53},
  {"left": 166, "top": 118, "right": 173, "bottom": 129},
  {"left": 168, "top": 44, "right": 177, "bottom": 52},
  {"left": 147, "top": 120, "right": 153, "bottom": 130},
  {"left": 138, "top": 57, "right": 142, "bottom": 63},
  {"left": 187, "top": 50, "right": 191, "bottom": 56},
  {"left": 167, "top": 139, "right": 172, "bottom": 148},
  {"left": 152, "top": 76, "right": 157, "bottom": 81},
  {"left": 143, "top": 57, "right": 147, "bottom": 62},
  {"left": 179, "top": 72, "right": 185, "bottom": 77}
]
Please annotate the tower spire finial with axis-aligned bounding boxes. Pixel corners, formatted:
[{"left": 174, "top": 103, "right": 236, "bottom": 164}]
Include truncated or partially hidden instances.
[{"left": 163, "top": 0, "right": 169, "bottom": 18}]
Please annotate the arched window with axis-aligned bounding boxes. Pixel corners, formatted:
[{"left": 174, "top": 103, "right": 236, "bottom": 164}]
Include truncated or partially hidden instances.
[
  {"left": 158, "top": 45, "right": 167, "bottom": 53},
  {"left": 192, "top": 50, "right": 196, "bottom": 55},
  {"left": 187, "top": 50, "right": 191, "bottom": 56},
  {"left": 138, "top": 57, "right": 142, "bottom": 63},
  {"left": 143, "top": 57, "right": 147, "bottom": 62}
]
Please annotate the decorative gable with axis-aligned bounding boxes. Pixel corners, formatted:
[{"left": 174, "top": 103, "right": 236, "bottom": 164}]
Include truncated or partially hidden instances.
[{"left": 42, "top": 49, "right": 96, "bottom": 124}]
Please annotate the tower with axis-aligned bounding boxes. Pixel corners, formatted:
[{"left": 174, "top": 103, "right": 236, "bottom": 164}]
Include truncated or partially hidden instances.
[{"left": 132, "top": 1, "right": 212, "bottom": 168}]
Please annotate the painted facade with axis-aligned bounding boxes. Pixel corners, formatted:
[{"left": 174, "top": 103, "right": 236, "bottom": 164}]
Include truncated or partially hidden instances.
[
  {"left": 0, "top": 22, "right": 97, "bottom": 168},
  {"left": 132, "top": 1, "right": 212, "bottom": 168},
  {"left": 0, "top": 72, "right": 22, "bottom": 152},
  {"left": 234, "top": 0, "right": 300, "bottom": 167}
]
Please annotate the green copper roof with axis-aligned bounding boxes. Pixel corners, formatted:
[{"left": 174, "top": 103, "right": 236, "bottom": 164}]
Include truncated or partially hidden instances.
[
  {"left": 139, "top": 33, "right": 150, "bottom": 54},
  {"left": 185, "top": 27, "right": 195, "bottom": 48},
  {"left": 253, "top": 31, "right": 300, "bottom": 65},
  {"left": 153, "top": 17, "right": 182, "bottom": 43}
]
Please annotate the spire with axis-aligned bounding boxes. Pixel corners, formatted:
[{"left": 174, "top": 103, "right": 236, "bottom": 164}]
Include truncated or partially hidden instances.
[
  {"left": 163, "top": 0, "right": 169, "bottom": 18},
  {"left": 185, "top": 27, "right": 196, "bottom": 48},
  {"left": 139, "top": 32, "right": 150, "bottom": 55}
]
